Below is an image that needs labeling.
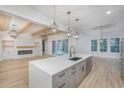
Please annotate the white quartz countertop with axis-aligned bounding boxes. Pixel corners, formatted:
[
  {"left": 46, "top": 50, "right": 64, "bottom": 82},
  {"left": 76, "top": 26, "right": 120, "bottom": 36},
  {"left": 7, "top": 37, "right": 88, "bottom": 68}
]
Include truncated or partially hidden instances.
[{"left": 29, "top": 53, "right": 92, "bottom": 75}]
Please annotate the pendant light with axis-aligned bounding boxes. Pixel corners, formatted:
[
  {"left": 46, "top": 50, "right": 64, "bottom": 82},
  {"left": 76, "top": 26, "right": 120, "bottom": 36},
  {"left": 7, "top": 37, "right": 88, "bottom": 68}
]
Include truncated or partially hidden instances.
[
  {"left": 9, "top": 24, "right": 18, "bottom": 38},
  {"left": 50, "top": 5, "right": 59, "bottom": 32},
  {"left": 75, "top": 18, "right": 80, "bottom": 39},
  {"left": 67, "top": 11, "right": 71, "bottom": 37},
  {"left": 100, "top": 25, "right": 103, "bottom": 43}
]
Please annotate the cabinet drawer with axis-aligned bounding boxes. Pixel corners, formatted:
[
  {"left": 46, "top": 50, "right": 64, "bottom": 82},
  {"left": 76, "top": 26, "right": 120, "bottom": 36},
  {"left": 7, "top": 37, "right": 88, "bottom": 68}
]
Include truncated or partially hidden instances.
[
  {"left": 121, "top": 60, "right": 124, "bottom": 66},
  {"left": 121, "top": 67, "right": 124, "bottom": 80},
  {"left": 121, "top": 67, "right": 124, "bottom": 75},
  {"left": 71, "top": 65, "right": 77, "bottom": 70},
  {"left": 69, "top": 64, "right": 78, "bottom": 72},
  {"left": 53, "top": 81, "right": 69, "bottom": 88},
  {"left": 52, "top": 69, "right": 69, "bottom": 86},
  {"left": 53, "top": 69, "right": 69, "bottom": 79},
  {"left": 78, "top": 61, "right": 86, "bottom": 82},
  {"left": 69, "top": 76, "right": 79, "bottom": 88},
  {"left": 68, "top": 64, "right": 79, "bottom": 88}
]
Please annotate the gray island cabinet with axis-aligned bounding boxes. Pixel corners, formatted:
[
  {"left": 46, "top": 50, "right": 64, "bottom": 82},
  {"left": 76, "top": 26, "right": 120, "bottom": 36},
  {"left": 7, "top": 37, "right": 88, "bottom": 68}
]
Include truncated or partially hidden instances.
[{"left": 29, "top": 54, "right": 93, "bottom": 88}]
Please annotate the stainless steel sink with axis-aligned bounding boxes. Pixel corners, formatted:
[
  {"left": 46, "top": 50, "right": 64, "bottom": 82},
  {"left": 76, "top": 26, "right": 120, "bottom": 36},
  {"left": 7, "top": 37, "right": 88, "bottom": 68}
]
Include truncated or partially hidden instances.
[{"left": 69, "top": 57, "right": 82, "bottom": 61}]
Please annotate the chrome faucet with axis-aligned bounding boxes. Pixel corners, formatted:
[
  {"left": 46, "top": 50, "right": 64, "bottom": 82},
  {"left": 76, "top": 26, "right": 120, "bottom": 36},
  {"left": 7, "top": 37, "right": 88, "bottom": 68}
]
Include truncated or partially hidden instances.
[{"left": 69, "top": 45, "right": 76, "bottom": 59}]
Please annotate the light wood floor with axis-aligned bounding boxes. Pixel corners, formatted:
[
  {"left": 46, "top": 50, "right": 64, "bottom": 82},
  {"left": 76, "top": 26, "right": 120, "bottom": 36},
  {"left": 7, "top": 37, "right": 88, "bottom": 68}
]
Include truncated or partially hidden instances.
[
  {"left": 0, "top": 56, "right": 51, "bottom": 88},
  {"left": 79, "top": 57, "right": 124, "bottom": 88},
  {"left": 0, "top": 56, "right": 124, "bottom": 88}
]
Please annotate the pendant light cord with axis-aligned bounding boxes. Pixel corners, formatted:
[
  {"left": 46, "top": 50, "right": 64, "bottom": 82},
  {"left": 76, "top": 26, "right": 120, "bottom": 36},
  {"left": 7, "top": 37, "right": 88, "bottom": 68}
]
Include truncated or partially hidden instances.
[
  {"left": 76, "top": 18, "right": 79, "bottom": 34},
  {"left": 53, "top": 5, "right": 56, "bottom": 24},
  {"left": 101, "top": 25, "right": 103, "bottom": 40},
  {"left": 67, "top": 11, "right": 71, "bottom": 33}
]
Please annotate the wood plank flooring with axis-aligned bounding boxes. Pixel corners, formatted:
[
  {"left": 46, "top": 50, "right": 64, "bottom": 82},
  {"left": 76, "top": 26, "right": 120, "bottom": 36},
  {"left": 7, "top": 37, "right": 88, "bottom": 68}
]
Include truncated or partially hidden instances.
[
  {"left": 0, "top": 56, "right": 124, "bottom": 88},
  {"left": 0, "top": 56, "right": 51, "bottom": 88},
  {"left": 79, "top": 57, "right": 124, "bottom": 88}
]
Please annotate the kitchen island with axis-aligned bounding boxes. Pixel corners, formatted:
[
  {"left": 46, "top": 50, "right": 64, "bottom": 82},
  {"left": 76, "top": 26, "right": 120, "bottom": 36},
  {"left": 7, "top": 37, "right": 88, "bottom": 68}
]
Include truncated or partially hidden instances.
[{"left": 29, "top": 53, "right": 93, "bottom": 88}]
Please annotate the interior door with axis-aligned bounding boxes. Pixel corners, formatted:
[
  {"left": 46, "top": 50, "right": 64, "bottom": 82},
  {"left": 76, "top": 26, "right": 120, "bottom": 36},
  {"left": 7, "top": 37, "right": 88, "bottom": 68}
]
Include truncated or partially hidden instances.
[
  {"left": 42, "top": 40, "right": 45, "bottom": 55},
  {"left": 42, "top": 39, "right": 48, "bottom": 55}
]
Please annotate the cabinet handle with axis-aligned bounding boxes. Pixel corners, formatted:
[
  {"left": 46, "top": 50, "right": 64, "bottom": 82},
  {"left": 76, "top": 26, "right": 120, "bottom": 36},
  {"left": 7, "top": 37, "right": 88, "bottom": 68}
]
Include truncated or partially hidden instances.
[
  {"left": 58, "top": 83, "right": 66, "bottom": 88},
  {"left": 59, "top": 73, "right": 65, "bottom": 77},
  {"left": 82, "top": 66, "right": 84, "bottom": 72},
  {"left": 72, "top": 71, "right": 76, "bottom": 75},
  {"left": 72, "top": 67, "right": 76, "bottom": 70}
]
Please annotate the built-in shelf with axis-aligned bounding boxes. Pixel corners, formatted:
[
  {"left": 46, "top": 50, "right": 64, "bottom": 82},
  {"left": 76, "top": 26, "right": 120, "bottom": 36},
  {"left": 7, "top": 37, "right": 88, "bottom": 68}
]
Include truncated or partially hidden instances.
[
  {"left": 3, "top": 40, "right": 14, "bottom": 42},
  {"left": 16, "top": 46, "right": 35, "bottom": 48},
  {"left": 3, "top": 40, "right": 14, "bottom": 48},
  {"left": 3, "top": 46, "right": 14, "bottom": 47}
]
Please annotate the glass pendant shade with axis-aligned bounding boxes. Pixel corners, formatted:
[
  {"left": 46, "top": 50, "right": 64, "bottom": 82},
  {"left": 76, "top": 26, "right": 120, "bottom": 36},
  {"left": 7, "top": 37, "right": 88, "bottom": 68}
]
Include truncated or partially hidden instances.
[
  {"left": 67, "top": 11, "right": 71, "bottom": 37},
  {"left": 9, "top": 25, "right": 18, "bottom": 38},
  {"left": 75, "top": 31, "right": 79, "bottom": 39},
  {"left": 75, "top": 18, "right": 80, "bottom": 39},
  {"left": 50, "top": 5, "right": 59, "bottom": 32},
  {"left": 50, "top": 22, "right": 59, "bottom": 32},
  {"left": 67, "top": 32, "right": 71, "bottom": 37},
  {"left": 75, "top": 35, "right": 79, "bottom": 39}
]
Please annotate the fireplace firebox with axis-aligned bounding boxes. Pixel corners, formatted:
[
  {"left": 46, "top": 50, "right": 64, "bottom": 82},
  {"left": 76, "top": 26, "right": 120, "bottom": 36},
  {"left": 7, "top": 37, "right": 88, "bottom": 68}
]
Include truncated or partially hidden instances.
[{"left": 18, "top": 50, "right": 33, "bottom": 55}]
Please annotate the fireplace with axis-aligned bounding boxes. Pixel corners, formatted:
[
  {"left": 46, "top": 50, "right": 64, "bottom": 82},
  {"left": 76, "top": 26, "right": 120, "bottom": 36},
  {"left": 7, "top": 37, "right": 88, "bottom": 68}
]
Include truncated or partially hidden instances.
[{"left": 18, "top": 50, "right": 33, "bottom": 55}]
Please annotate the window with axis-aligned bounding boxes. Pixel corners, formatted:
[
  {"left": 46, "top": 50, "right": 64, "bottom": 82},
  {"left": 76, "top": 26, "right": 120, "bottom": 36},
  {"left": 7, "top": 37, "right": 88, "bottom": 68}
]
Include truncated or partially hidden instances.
[
  {"left": 91, "top": 40, "right": 97, "bottom": 51},
  {"left": 62, "top": 39, "right": 68, "bottom": 54},
  {"left": 52, "top": 39, "right": 68, "bottom": 55},
  {"left": 100, "top": 39, "right": 107, "bottom": 52},
  {"left": 110, "top": 38, "right": 120, "bottom": 53}
]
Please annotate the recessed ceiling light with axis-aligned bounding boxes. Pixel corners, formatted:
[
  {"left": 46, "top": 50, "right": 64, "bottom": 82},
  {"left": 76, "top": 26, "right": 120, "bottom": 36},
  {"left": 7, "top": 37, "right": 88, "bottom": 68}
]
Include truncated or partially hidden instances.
[{"left": 106, "top": 11, "right": 111, "bottom": 15}]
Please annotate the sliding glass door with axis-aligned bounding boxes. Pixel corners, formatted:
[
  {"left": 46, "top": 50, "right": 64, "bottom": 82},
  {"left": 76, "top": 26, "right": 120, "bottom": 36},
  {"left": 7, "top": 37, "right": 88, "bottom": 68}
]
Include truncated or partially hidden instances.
[{"left": 52, "top": 39, "right": 68, "bottom": 56}]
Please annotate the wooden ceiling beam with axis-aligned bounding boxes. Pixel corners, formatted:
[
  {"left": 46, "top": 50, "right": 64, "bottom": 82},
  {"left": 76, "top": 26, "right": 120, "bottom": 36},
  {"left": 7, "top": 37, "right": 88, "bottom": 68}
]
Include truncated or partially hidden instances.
[
  {"left": 18, "top": 21, "right": 32, "bottom": 34},
  {"left": 41, "top": 31, "right": 65, "bottom": 36},
  {"left": 0, "top": 14, "right": 6, "bottom": 31},
  {"left": 31, "top": 27, "right": 50, "bottom": 36}
]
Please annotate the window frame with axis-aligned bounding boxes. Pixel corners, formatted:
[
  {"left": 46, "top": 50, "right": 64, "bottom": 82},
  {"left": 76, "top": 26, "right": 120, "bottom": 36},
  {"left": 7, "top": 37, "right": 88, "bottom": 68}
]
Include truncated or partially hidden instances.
[
  {"left": 110, "top": 38, "right": 120, "bottom": 53},
  {"left": 91, "top": 39, "right": 97, "bottom": 52},
  {"left": 100, "top": 39, "right": 107, "bottom": 52}
]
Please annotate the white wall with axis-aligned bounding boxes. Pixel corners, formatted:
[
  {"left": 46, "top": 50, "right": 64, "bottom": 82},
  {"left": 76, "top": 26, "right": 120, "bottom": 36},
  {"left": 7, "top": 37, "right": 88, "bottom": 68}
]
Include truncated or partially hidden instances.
[
  {"left": 1, "top": 32, "right": 42, "bottom": 60},
  {"left": 77, "top": 29, "right": 124, "bottom": 58},
  {"left": 14, "top": 34, "right": 34, "bottom": 59},
  {"left": 2, "top": 31, "right": 15, "bottom": 60}
]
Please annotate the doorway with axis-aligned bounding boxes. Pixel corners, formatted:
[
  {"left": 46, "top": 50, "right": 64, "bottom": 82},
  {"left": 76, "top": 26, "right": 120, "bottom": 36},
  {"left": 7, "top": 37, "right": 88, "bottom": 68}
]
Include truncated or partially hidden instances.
[{"left": 42, "top": 36, "right": 48, "bottom": 55}]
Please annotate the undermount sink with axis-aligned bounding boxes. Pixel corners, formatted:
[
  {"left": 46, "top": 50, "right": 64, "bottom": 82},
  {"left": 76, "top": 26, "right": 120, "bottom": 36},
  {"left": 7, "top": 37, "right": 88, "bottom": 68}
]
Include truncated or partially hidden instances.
[{"left": 69, "top": 57, "right": 82, "bottom": 61}]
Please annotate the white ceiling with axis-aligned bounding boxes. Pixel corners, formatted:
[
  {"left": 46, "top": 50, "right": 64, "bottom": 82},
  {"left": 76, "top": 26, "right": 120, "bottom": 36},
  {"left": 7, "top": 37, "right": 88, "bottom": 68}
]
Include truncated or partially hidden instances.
[
  {"left": 32, "top": 5, "right": 124, "bottom": 32},
  {"left": 1, "top": 5, "right": 124, "bottom": 35}
]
